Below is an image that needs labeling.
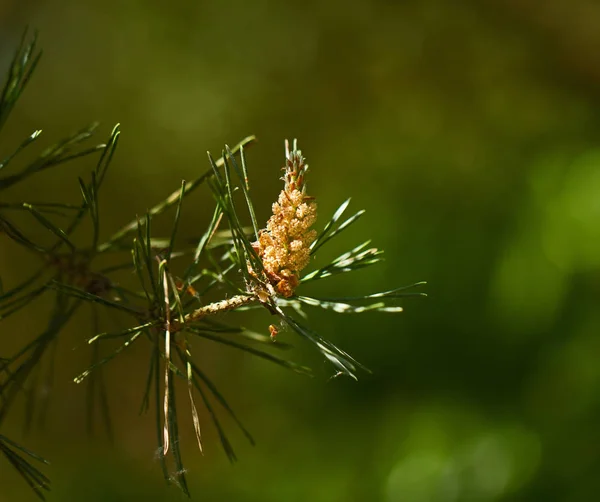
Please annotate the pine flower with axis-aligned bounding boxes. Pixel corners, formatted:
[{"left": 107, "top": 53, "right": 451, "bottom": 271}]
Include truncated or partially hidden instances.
[{"left": 254, "top": 140, "right": 317, "bottom": 297}]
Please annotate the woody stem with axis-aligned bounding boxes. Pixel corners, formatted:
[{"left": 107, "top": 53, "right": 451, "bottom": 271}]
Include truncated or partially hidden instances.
[{"left": 170, "top": 294, "right": 258, "bottom": 332}]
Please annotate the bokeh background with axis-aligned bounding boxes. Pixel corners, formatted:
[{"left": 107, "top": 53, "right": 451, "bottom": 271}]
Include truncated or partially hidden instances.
[{"left": 2, "top": 0, "right": 600, "bottom": 501}]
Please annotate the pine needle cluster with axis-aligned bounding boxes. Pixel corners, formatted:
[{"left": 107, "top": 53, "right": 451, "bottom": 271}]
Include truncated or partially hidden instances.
[{"left": 0, "top": 31, "right": 425, "bottom": 499}]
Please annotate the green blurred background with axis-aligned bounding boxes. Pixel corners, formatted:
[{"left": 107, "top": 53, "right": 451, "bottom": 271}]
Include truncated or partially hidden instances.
[{"left": 2, "top": 0, "right": 600, "bottom": 500}]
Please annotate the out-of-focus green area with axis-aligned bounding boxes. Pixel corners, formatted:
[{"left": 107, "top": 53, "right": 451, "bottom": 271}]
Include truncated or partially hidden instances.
[{"left": 2, "top": 0, "right": 600, "bottom": 500}]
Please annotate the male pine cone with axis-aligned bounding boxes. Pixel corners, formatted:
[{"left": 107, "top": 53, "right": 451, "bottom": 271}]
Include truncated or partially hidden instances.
[{"left": 253, "top": 140, "right": 317, "bottom": 298}]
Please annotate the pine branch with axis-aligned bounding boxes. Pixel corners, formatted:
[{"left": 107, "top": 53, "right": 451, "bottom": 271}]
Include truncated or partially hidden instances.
[{"left": 0, "top": 30, "right": 425, "bottom": 500}]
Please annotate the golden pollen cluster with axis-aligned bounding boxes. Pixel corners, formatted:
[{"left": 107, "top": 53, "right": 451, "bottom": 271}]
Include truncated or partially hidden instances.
[{"left": 254, "top": 140, "right": 317, "bottom": 298}]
